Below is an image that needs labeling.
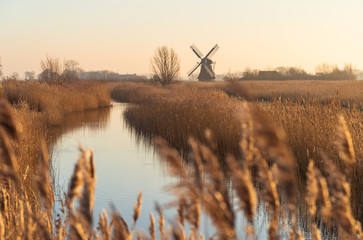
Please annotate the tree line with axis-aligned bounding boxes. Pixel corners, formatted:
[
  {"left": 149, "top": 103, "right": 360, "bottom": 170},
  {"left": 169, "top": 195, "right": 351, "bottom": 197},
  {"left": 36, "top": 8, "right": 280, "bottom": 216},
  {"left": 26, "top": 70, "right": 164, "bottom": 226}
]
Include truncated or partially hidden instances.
[
  {"left": 0, "top": 56, "right": 145, "bottom": 82},
  {"left": 238, "top": 63, "right": 358, "bottom": 81},
  {"left": 1, "top": 53, "right": 360, "bottom": 84}
]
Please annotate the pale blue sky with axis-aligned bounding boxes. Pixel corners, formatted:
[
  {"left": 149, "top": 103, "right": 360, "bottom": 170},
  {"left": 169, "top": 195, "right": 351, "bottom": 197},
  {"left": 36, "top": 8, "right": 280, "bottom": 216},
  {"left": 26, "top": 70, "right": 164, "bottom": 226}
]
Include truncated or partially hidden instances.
[{"left": 1, "top": 0, "right": 363, "bottom": 78}]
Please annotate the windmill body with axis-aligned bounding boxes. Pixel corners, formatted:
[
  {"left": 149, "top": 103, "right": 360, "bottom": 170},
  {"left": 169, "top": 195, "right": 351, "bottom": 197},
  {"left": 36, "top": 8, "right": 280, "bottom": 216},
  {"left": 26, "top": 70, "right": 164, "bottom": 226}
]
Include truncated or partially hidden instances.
[{"left": 188, "top": 44, "right": 219, "bottom": 82}]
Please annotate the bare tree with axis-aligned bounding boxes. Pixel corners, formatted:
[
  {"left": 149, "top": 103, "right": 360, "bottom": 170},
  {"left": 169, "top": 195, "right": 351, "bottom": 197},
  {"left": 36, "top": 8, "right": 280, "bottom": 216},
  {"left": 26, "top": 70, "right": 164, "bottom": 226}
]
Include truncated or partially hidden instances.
[
  {"left": 62, "top": 60, "right": 81, "bottom": 81},
  {"left": 223, "top": 71, "right": 242, "bottom": 81},
  {"left": 24, "top": 71, "right": 35, "bottom": 80},
  {"left": 11, "top": 72, "right": 19, "bottom": 80},
  {"left": 39, "top": 55, "right": 63, "bottom": 83},
  {"left": 150, "top": 46, "right": 180, "bottom": 85}
]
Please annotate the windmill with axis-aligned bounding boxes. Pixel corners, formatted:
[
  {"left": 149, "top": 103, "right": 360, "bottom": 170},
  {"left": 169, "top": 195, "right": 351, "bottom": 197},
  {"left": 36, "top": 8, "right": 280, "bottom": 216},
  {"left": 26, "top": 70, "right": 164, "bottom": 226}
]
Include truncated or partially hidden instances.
[{"left": 188, "top": 44, "right": 219, "bottom": 82}]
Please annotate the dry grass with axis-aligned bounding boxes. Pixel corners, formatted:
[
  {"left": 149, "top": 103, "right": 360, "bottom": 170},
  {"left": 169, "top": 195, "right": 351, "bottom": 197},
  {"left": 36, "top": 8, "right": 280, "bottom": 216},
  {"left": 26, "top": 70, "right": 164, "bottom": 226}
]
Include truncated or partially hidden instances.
[
  {"left": 112, "top": 82, "right": 242, "bottom": 159},
  {"left": 111, "top": 80, "right": 363, "bottom": 102},
  {"left": 261, "top": 97, "right": 363, "bottom": 223},
  {"left": 198, "top": 80, "right": 363, "bottom": 104},
  {"left": 3, "top": 80, "right": 111, "bottom": 126},
  {"left": 0, "top": 79, "right": 362, "bottom": 239},
  {"left": 110, "top": 81, "right": 363, "bottom": 238}
]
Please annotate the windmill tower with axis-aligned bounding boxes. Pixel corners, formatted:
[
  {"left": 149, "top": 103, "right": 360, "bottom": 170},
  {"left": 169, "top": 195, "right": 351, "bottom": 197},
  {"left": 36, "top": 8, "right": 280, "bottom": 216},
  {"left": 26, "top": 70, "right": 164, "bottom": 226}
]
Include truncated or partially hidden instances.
[{"left": 188, "top": 44, "right": 219, "bottom": 82}]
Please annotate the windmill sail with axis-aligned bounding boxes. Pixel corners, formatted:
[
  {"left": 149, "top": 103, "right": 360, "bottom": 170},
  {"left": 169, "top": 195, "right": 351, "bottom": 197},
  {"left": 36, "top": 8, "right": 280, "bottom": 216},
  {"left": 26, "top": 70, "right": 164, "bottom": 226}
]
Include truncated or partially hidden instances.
[
  {"left": 205, "top": 44, "right": 219, "bottom": 59},
  {"left": 187, "top": 62, "right": 202, "bottom": 76},
  {"left": 203, "top": 63, "right": 215, "bottom": 78},
  {"left": 188, "top": 44, "right": 219, "bottom": 81},
  {"left": 190, "top": 44, "right": 203, "bottom": 59}
]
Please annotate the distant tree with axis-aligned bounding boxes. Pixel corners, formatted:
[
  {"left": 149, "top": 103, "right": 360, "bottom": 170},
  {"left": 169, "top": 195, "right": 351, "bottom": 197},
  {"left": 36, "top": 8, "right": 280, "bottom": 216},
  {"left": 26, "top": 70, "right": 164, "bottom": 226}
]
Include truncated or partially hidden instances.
[
  {"left": 39, "top": 55, "right": 63, "bottom": 83},
  {"left": 11, "top": 72, "right": 19, "bottom": 80},
  {"left": 223, "top": 71, "right": 242, "bottom": 81},
  {"left": 150, "top": 46, "right": 180, "bottom": 85},
  {"left": 341, "top": 63, "right": 357, "bottom": 80},
  {"left": 315, "top": 63, "right": 336, "bottom": 75},
  {"left": 242, "top": 67, "right": 259, "bottom": 80},
  {"left": 275, "top": 66, "right": 309, "bottom": 80},
  {"left": 62, "top": 60, "right": 81, "bottom": 81},
  {"left": 24, "top": 71, "right": 35, "bottom": 80},
  {"left": 314, "top": 63, "right": 357, "bottom": 80}
]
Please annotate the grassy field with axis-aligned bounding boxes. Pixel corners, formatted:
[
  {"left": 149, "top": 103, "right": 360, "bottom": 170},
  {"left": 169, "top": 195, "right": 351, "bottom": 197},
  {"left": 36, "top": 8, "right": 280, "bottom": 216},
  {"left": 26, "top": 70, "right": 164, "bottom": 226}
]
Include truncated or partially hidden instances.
[{"left": 0, "top": 79, "right": 362, "bottom": 239}]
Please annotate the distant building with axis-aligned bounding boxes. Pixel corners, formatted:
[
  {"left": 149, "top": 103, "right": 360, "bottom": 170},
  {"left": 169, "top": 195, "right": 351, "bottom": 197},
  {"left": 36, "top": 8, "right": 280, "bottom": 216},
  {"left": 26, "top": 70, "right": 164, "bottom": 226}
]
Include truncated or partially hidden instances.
[
  {"left": 38, "top": 69, "right": 62, "bottom": 82},
  {"left": 78, "top": 71, "right": 147, "bottom": 81},
  {"left": 257, "top": 71, "right": 280, "bottom": 79}
]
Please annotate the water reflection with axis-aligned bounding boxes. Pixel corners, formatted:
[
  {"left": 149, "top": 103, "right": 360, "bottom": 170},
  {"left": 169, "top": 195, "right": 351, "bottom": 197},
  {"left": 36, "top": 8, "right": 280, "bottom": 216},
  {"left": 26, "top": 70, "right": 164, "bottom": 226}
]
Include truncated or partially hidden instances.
[
  {"left": 50, "top": 102, "right": 340, "bottom": 239},
  {"left": 51, "top": 103, "right": 180, "bottom": 236},
  {"left": 49, "top": 106, "right": 111, "bottom": 197},
  {"left": 47, "top": 106, "right": 111, "bottom": 146}
]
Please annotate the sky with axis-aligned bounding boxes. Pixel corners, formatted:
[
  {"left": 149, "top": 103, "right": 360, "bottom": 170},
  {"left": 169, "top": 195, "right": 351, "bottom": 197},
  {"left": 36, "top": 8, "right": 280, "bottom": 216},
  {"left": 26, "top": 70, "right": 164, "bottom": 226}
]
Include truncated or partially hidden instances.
[{"left": 1, "top": 0, "right": 363, "bottom": 78}]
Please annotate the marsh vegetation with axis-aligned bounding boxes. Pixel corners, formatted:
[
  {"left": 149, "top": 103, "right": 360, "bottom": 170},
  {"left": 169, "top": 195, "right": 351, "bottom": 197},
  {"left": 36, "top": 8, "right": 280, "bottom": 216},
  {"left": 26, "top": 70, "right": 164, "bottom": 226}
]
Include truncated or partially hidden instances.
[{"left": 0, "top": 79, "right": 362, "bottom": 239}]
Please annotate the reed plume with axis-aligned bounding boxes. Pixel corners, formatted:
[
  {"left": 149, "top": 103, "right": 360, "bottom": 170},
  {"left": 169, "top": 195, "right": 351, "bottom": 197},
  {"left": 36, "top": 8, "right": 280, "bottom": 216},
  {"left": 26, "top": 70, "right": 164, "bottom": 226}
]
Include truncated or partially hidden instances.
[
  {"left": 36, "top": 140, "right": 55, "bottom": 211},
  {"left": 171, "top": 222, "right": 186, "bottom": 240},
  {"left": 254, "top": 151, "right": 280, "bottom": 240},
  {"left": 67, "top": 147, "right": 97, "bottom": 238},
  {"left": 305, "top": 160, "right": 318, "bottom": 218},
  {"left": 98, "top": 209, "right": 111, "bottom": 240},
  {"left": 153, "top": 137, "right": 188, "bottom": 179},
  {"left": 156, "top": 203, "right": 165, "bottom": 240},
  {"left": 110, "top": 210, "right": 133, "bottom": 240},
  {"left": 226, "top": 155, "right": 256, "bottom": 225},
  {"left": 190, "top": 138, "right": 236, "bottom": 239},
  {"left": 335, "top": 114, "right": 355, "bottom": 168},
  {"left": 321, "top": 152, "right": 360, "bottom": 239},
  {"left": 0, "top": 100, "right": 19, "bottom": 188},
  {"left": 249, "top": 105, "right": 297, "bottom": 212},
  {"left": 149, "top": 213, "right": 156, "bottom": 240},
  {"left": 133, "top": 190, "right": 143, "bottom": 226},
  {"left": 67, "top": 156, "right": 84, "bottom": 210}
]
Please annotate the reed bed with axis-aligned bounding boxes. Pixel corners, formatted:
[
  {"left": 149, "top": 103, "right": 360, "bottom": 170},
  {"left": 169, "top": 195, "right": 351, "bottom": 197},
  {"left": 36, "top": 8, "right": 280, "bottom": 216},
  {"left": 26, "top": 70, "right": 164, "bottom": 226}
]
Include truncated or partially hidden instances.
[
  {"left": 262, "top": 97, "right": 363, "bottom": 224},
  {"left": 111, "top": 80, "right": 363, "bottom": 105},
  {"left": 0, "top": 80, "right": 112, "bottom": 221},
  {"left": 194, "top": 80, "right": 363, "bottom": 105},
  {"left": 3, "top": 80, "right": 111, "bottom": 126},
  {"left": 111, "top": 82, "right": 169, "bottom": 104},
  {"left": 2, "top": 94, "right": 362, "bottom": 239},
  {"left": 110, "top": 81, "right": 363, "bottom": 238},
  {"left": 112, "top": 83, "right": 242, "bottom": 158},
  {"left": 0, "top": 80, "right": 362, "bottom": 239},
  {"left": 112, "top": 82, "right": 363, "bottom": 217}
]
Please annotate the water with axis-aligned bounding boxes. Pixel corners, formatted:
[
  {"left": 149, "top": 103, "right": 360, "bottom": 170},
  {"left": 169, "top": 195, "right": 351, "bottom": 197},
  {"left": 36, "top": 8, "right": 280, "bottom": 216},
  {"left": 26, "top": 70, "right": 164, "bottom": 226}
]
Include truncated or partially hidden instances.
[
  {"left": 52, "top": 102, "right": 179, "bottom": 232},
  {"left": 51, "top": 102, "right": 306, "bottom": 239}
]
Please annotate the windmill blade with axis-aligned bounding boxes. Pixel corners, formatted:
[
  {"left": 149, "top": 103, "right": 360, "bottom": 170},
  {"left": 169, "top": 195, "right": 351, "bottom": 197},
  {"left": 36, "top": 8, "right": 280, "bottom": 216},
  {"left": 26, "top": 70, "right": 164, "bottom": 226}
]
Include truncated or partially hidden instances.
[
  {"left": 203, "top": 62, "right": 215, "bottom": 78},
  {"left": 190, "top": 44, "right": 203, "bottom": 59},
  {"left": 205, "top": 44, "right": 219, "bottom": 59},
  {"left": 187, "top": 62, "right": 202, "bottom": 77}
]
